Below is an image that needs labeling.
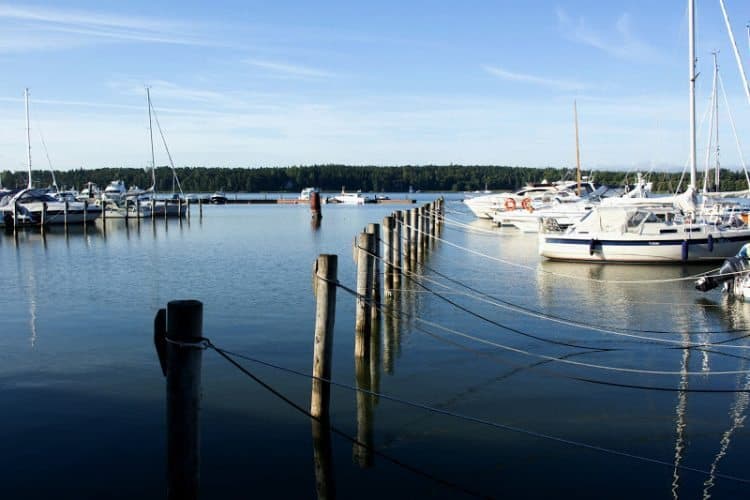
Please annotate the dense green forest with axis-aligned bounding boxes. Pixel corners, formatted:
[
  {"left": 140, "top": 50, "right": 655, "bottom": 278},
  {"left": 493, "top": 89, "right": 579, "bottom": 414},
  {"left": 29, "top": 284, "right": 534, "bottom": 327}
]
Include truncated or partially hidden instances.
[{"left": 1, "top": 164, "right": 748, "bottom": 193}]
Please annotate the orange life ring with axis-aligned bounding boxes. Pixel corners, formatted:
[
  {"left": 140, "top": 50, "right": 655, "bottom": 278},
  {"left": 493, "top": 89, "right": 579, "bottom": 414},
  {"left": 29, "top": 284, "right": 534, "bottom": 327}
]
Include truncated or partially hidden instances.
[
  {"left": 521, "top": 197, "right": 534, "bottom": 212},
  {"left": 504, "top": 198, "right": 517, "bottom": 211}
]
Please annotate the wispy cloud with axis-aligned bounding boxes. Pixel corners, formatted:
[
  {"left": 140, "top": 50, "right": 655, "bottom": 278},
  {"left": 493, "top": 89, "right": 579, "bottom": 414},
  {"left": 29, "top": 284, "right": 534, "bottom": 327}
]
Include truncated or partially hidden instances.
[
  {"left": 482, "top": 65, "right": 586, "bottom": 91},
  {"left": 245, "top": 58, "right": 336, "bottom": 79},
  {"left": 0, "top": 3, "right": 215, "bottom": 51},
  {"left": 0, "top": 4, "right": 175, "bottom": 31},
  {"left": 556, "top": 7, "right": 660, "bottom": 63}
]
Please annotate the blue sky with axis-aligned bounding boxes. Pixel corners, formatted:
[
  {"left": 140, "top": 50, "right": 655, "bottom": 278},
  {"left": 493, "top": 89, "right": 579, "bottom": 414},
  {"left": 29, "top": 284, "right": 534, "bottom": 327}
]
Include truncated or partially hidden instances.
[{"left": 1, "top": 1, "right": 750, "bottom": 174}]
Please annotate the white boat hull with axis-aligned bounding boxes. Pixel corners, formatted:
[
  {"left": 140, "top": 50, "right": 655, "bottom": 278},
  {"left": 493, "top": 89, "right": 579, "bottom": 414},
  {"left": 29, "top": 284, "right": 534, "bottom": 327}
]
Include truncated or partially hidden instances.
[{"left": 539, "top": 230, "right": 750, "bottom": 262}]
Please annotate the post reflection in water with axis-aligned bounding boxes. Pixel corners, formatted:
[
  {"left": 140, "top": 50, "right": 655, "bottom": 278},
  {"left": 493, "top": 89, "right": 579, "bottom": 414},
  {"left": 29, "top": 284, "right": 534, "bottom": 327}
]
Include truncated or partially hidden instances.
[
  {"left": 311, "top": 418, "right": 335, "bottom": 500},
  {"left": 353, "top": 354, "right": 374, "bottom": 468}
]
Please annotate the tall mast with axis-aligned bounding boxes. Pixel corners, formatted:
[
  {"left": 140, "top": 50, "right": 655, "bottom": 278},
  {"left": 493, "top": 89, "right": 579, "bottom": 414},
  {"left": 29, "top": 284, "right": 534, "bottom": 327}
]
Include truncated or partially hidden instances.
[
  {"left": 25, "top": 88, "right": 32, "bottom": 189},
  {"left": 147, "top": 87, "right": 156, "bottom": 190},
  {"left": 713, "top": 51, "right": 720, "bottom": 191},
  {"left": 688, "top": 0, "right": 697, "bottom": 190},
  {"left": 573, "top": 100, "right": 581, "bottom": 196}
]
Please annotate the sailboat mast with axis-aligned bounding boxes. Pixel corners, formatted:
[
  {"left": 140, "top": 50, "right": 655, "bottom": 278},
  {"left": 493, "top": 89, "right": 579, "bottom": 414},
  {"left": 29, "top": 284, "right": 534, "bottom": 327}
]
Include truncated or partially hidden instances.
[
  {"left": 713, "top": 51, "right": 720, "bottom": 191},
  {"left": 25, "top": 88, "right": 32, "bottom": 189},
  {"left": 573, "top": 101, "right": 581, "bottom": 196},
  {"left": 688, "top": 0, "right": 697, "bottom": 190},
  {"left": 147, "top": 87, "right": 156, "bottom": 190}
]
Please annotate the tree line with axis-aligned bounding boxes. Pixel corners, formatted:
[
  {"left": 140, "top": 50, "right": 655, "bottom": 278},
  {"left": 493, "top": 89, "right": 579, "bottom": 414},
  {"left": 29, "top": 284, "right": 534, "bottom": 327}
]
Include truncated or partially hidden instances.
[{"left": 1, "top": 164, "right": 748, "bottom": 193}]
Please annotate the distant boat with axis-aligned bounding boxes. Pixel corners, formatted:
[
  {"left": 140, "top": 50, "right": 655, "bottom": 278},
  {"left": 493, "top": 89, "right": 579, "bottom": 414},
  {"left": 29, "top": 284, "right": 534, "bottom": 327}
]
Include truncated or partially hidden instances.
[
  {"left": 210, "top": 191, "right": 228, "bottom": 204},
  {"left": 299, "top": 187, "right": 320, "bottom": 200},
  {"left": 328, "top": 189, "right": 373, "bottom": 205}
]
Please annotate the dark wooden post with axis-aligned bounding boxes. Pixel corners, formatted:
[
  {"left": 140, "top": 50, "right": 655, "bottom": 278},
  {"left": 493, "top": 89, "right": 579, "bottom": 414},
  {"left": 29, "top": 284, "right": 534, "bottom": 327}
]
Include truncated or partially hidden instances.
[
  {"left": 409, "top": 208, "right": 418, "bottom": 270},
  {"left": 382, "top": 216, "right": 393, "bottom": 298},
  {"left": 164, "top": 300, "right": 204, "bottom": 500},
  {"left": 311, "top": 255, "right": 338, "bottom": 419},
  {"left": 401, "top": 210, "right": 411, "bottom": 276},
  {"left": 186, "top": 199, "right": 191, "bottom": 221},
  {"left": 393, "top": 211, "right": 402, "bottom": 287},
  {"left": 353, "top": 355, "right": 374, "bottom": 468},
  {"left": 83, "top": 200, "right": 88, "bottom": 227},
  {"left": 41, "top": 201, "right": 47, "bottom": 227},
  {"left": 151, "top": 198, "right": 156, "bottom": 220},
  {"left": 354, "top": 232, "right": 374, "bottom": 358},
  {"left": 63, "top": 200, "right": 69, "bottom": 228},
  {"left": 366, "top": 223, "right": 380, "bottom": 323}
]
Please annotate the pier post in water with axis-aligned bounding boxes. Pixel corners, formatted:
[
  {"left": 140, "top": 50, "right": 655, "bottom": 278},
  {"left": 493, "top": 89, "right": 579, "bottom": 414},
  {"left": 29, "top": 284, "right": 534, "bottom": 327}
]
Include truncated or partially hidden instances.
[
  {"left": 310, "top": 191, "right": 322, "bottom": 220},
  {"left": 393, "top": 211, "right": 402, "bottom": 288},
  {"left": 311, "top": 255, "right": 338, "bottom": 419},
  {"left": 354, "top": 232, "right": 374, "bottom": 358},
  {"left": 382, "top": 216, "right": 394, "bottom": 298},
  {"left": 41, "top": 201, "right": 47, "bottom": 227},
  {"left": 83, "top": 200, "right": 88, "bottom": 226},
  {"left": 366, "top": 223, "right": 380, "bottom": 323},
  {"left": 401, "top": 210, "right": 411, "bottom": 276},
  {"left": 409, "top": 208, "right": 418, "bottom": 269},
  {"left": 161, "top": 300, "right": 204, "bottom": 500}
]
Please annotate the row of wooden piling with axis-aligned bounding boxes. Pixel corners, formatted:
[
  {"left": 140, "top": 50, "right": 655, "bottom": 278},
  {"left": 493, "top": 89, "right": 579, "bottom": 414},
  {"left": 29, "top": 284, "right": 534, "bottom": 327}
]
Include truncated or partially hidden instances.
[
  {"left": 311, "top": 197, "right": 445, "bottom": 418},
  {"left": 156, "top": 198, "right": 445, "bottom": 498}
]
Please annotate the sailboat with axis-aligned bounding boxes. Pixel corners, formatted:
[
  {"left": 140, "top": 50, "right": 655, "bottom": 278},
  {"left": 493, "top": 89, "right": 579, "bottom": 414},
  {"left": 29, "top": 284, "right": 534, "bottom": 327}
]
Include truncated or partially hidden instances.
[
  {"left": 1, "top": 89, "right": 101, "bottom": 226},
  {"left": 122, "top": 88, "right": 185, "bottom": 218},
  {"left": 538, "top": 0, "right": 750, "bottom": 262}
]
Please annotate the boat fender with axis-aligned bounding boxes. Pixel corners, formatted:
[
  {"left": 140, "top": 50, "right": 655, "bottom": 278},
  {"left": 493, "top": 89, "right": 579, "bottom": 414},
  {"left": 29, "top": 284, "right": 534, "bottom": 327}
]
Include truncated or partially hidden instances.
[
  {"left": 681, "top": 240, "right": 689, "bottom": 261},
  {"left": 588, "top": 238, "right": 598, "bottom": 256},
  {"left": 707, "top": 234, "right": 714, "bottom": 252},
  {"left": 504, "top": 198, "right": 517, "bottom": 211},
  {"left": 521, "top": 197, "right": 534, "bottom": 212}
]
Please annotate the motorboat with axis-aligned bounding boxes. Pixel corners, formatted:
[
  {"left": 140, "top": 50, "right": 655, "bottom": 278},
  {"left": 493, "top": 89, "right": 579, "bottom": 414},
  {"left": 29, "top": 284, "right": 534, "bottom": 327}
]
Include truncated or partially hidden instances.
[
  {"left": 328, "top": 190, "right": 373, "bottom": 205},
  {"left": 695, "top": 243, "right": 750, "bottom": 298},
  {"left": 102, "top": 180, "right": 127, "bottom": 202},
  {"left": 299, "top": 187, "right": 320, "bottom": 200},
  {"left": 210, "top": 191, "right": 228, "bottom": 204},
  {"left": 1, "top": 188, "right": 101, "bottom": 226},
  {"left": 538, "top": 190, "right": 750, "bottom": 263},
  {"left": 465, "top": 179, "right": 598, "bottom": 219}
]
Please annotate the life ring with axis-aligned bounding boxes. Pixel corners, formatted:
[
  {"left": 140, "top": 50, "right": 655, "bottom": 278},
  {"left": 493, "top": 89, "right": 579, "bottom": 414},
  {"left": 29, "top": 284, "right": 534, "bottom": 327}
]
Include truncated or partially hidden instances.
[
  {"left": 521, "top": 197, "right": 533, "bottom": 212},
  {"left": 504, "top": 198, "right": 517, "bottom": 211}
]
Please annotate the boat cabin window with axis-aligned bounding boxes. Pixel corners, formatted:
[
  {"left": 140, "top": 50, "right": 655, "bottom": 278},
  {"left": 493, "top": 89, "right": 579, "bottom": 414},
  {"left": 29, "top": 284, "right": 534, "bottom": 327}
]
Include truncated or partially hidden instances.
[{"left": 627, "top": 211, "right": 648, "bottom": 227}]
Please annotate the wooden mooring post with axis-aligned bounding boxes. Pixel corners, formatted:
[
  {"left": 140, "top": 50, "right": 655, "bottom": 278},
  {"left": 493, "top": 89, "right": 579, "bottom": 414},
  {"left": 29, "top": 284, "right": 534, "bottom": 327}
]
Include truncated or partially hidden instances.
[
  {"left": 63, "top": 200, "right": 69, "bottom": 228},
  {"left": 310, "top": 254, "right": 337, "bottom": 500},
  {"left": 366, "top": 223, "right": 380, "bottom": 323},
  {"left": 409, "top": 208, "right": 418, "bottom": 269},
  {"left": 393, "top": 211, "right": 402, "bottom": 288},
  {"left": 401, "top": 210, "right": 411, "bottom": 276},
  {"left": 382, "top": 215, "right": 394, "bottom": 298},
  {"left": 354, "top": 232, "right": 374, "bottom": 358},
  {"left": 310, "top": 255, "right": 338, "bottom": 419},
  {"left": 198, "top": 198, "right": 203, "bottom": 219},
  {"left": 40, "top": 201, "right": 47, "bottom": 228},
  {"left": 154, "top": 299, "right": 204, "bottom": 500}
]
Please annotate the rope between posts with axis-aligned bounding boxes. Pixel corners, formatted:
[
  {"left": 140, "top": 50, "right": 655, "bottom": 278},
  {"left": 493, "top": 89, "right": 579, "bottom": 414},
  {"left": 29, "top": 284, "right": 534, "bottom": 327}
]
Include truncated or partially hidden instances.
[
  {"left": 371, "top": 238, "right": 750, "bottom": 349},
  {"left": 315, "top": 270, "right": 750, "bottom": 386},
  {"left": 403, "top": 212, "right": 720, "bottom": 284},
  {"left": 204, "top": 338, "right": 486, "bottom": 499},
  {"left": 330, "top": 272, "right": 750, "bottom": 375},
  {"left": 207, "top": 345, "right": 750, "bottom": 485}
]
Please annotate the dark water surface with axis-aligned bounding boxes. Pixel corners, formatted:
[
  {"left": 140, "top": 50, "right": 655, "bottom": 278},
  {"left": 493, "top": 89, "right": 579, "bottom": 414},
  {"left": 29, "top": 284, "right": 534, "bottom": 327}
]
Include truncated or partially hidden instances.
[{"left": 2, "top": 193, "right": 750, "bottom": 499}]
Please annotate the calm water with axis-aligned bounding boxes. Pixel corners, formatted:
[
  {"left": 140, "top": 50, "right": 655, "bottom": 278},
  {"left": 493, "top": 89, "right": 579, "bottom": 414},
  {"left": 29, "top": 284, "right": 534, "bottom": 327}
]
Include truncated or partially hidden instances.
[{"left": 2, "top": 193, "right": 750, "bottom": 499}]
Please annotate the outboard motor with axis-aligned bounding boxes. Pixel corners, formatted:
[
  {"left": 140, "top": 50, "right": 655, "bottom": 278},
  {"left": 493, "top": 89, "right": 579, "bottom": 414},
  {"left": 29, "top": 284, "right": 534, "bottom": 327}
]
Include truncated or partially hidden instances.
[{"left": 695, "top": 256, "right": 750, "bottom": 292}]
